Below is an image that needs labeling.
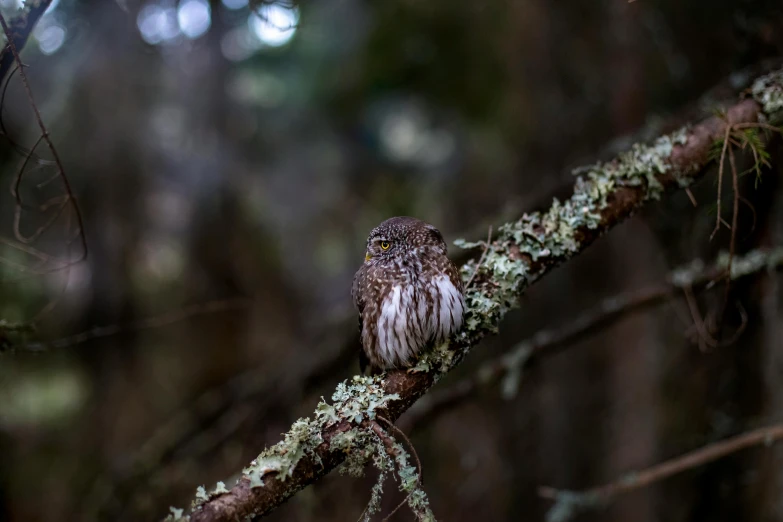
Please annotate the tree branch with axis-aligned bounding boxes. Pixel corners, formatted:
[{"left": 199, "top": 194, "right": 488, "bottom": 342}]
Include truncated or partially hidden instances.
[
  {"left": 402, "top": 248, "right": 783, "bottom": 431},
  {"left": 539, "top": 423, "right": 783, "bottom": 522},
  {"left": 0, "top": 0, "right": 51, "bottom": 85},
  {"left": 167, "top": 68, "right": 783, "bottom": 522}
]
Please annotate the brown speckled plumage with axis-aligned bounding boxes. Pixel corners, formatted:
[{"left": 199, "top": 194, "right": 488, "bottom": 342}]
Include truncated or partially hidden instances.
[{"left": 351, "top": 217, "right": 465, "bottom": 373}]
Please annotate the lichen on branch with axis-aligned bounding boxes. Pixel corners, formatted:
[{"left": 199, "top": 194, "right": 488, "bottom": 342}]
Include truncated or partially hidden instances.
[
  {"left": 454, "top": 126, "right": 689, "bottom": 343},
  {"left": 752, "top": 69, "right": 783, "bottom": 121},
  {"left": 167, "top": 67, "right": 783, "bottom": 522}
]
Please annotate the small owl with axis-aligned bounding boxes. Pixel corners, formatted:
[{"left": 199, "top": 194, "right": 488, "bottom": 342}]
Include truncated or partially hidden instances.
[{"left": 351, "top": 216, "right": 465, "bottom": 373}]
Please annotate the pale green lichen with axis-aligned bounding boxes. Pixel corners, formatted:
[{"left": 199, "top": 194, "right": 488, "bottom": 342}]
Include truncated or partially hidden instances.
[
  {"left": 391, "top": 442, "right": 434, "bottom": 521},
  {"left": 355, "top": 436, "right": 395, "bottom": 521},
  {"left": 454, "top": 127, "right": 690, "bottom": 349},
  {"left": 170, "top": 69, "right": 783, "bottom": 521},
  {"left": 362, "top": 468, "right": 387, "bottom": 520},
  {"left": 545, "top": 489, "right": 604, "bottom": 522},
  {"left": 189, "top": 480, "right": 233, "bottom": 512},
  {"left": 412, "top": 339, "right": 457, "bottom": 375},
  {"left": 344, "top": 426, "right": 434, "bottom": 522},
  {"left": 194, "top": 486, "right": 208, "bottom": 503},
  {"left": 335, "top": 428, "right": 374, "bottom": 478},
  {"left": 329, "top": 375, "right": 400, "bottom": 423},
  {"left": 242, "top": 418, "right": 323, "bottom": 489},
  {"left": 752, "top": 69, "right": 783, "bottom": 121},
  {"left": 670, "top": 248, "right": 783, "bottom": 287},
  {"left": 495, "top": 249, "right": 783, "bottom": 404},
  {"left": 669, "top": 258, "right": 707, "bottom": 287},
  {"left": 718, "top": 247, "right": 783, "bottom": 278},
  {"left": 237, "top": 375, "right": 400, "bottom": 499},
  {"left": 173, "top": 374, "right": 407, "bottom": 519},
  {"left": 162, "top": 506, "right": 187, "bottom": 522},
  {"left": 579, "top": 126, "right": 690, "bottom": 200}
]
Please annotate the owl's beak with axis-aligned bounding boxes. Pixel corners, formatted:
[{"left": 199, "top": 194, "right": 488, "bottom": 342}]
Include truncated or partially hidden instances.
[{"left": 365, "top": 252, "right": 372, "bottom": 261}]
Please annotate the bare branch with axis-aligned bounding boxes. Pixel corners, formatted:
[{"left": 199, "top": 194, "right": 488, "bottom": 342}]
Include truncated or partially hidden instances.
[
  {"left": 539, "top": 423, "right": 783, "bottom": 522},
  {"left": 402, "top": 247, "right": 783, "bottom": 431},
  {"left": 11, "top": 297, "right": 252, "bottom": 353},
  {"left": 167, "top": 69, "right": 783, "bottom": 522}
]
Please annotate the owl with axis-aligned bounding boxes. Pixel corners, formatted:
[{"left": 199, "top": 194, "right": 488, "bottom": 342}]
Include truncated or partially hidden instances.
[{"left": 351, "top": 216, "right": 465, "bottom": 373}]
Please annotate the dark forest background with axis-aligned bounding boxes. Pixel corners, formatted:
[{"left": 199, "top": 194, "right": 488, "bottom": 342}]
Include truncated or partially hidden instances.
[{"left": 2, "top": 0, "right": 783, "bottom": 521}]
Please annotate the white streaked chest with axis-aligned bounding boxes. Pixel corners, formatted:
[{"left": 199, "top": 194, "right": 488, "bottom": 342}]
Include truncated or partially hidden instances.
[{"left": 375, "top": 274, "right": 464, "bottom": 368}]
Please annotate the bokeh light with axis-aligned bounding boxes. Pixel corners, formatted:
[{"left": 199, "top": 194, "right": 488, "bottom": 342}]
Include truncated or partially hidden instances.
[
  {"left": 227, "top": 70, "right": 287, "bottom": 107},
  {"left": 137, "top": 3, "right": 180, "bottom": 45},
  {"left": 36, "top": 22, "right": 66, "bottom": 55},
  {"left": 374, "top": 101, "right": 457, "bottom": 169},
  {"left": 177, "top": 0, "right": 211, "bottom": 39},
  {"left": 248, "top": 2, "right": 299, "bottom": 47},
  {"left": 221, "top": 26, "right": 261, "bottom": 61}
]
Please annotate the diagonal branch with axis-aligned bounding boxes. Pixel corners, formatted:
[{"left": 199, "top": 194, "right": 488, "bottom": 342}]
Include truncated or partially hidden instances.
[
  {"left": 402, "top": 248, "right": 783, "bottom": 431},
  {"left": 168, "top": 69, "right": 783, "bottom": 522},
  {"left": 539, "top": 422, "right": 783, "bottom": 522}
]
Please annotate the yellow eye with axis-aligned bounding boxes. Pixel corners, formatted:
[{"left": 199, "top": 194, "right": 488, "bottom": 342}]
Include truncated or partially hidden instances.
[{"left": 380, "top": 241, "right": 390, "bottom": 250}]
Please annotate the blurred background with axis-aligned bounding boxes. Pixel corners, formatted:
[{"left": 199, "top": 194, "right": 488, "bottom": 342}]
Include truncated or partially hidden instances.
[{"left": 1, "top": 0, "right": 783, "bottom": 520}]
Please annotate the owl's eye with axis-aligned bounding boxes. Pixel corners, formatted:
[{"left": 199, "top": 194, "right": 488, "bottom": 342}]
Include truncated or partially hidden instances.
[{"left": 380, "top": 241, "right": 391, "bottom": 250}]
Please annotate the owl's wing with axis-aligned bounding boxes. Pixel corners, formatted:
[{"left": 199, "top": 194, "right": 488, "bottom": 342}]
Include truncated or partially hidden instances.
[
  {"left": 351, "top": 266, "right": 370, "bottom": 374},
  {"left": 445, "top": 258, "right": 464, "bottom": 293},
  {"left": 351, "top": 265, "right": 365, "bottom": 314}
]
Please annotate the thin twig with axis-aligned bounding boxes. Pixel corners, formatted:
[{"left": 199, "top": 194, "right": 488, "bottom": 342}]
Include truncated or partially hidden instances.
[
  {"left": 732, "top": 121, "right": 783, "bottom": 133},
  {"left": 368, "top": 420, "right": 401, "bottom": 458},
  {"left": 365, "top": 418, "right": 422, "bottom": 522},
  {"left": 710, "top": 123, "right": 732, "bottom": 241},
  {"left": 713, "top": 142, "right": 741, "bottom": 330},
  {"left": 539, "top": 423, "right": 783, "bottom": 520},
  {"left": 685, "top": 187, "right": 698, "bottom": 207},
  {"left": 378, "top": 415, "right": 422, "bottom": 486},
  {"left": 0, "top": 10, "right": 88, "bottom": 265},
  {"left": 18, "top": 297, "right": 252, "bottom": 352},
  {"left": 682, "top": 283, "right": 719, "bottom": 352},
  {"left": 378, "top": 416, "right": 423, "bottom": 521},
  {"left": 738, "top": 195, "right": 757, "bottom": 233},
  {"left": 465, "top": 226, "right": 492, "bottom": 289}
]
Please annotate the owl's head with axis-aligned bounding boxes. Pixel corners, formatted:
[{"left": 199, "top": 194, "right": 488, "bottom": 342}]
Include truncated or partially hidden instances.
[{"left": 363, "top": 216, "right": 447, "bottom": 262}]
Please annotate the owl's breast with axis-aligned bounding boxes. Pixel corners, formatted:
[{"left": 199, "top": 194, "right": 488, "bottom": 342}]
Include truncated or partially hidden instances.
[{"left": 372, "top": 273, "right": 464, "bottom": 369}]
